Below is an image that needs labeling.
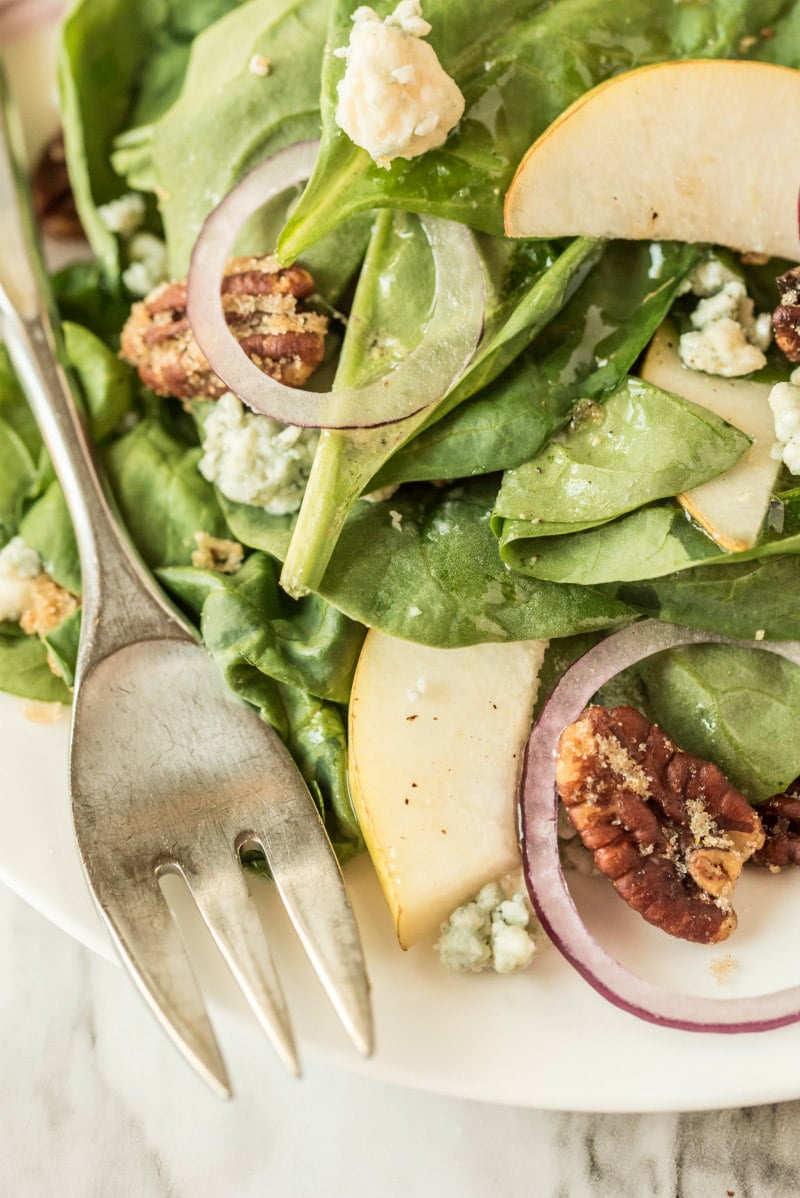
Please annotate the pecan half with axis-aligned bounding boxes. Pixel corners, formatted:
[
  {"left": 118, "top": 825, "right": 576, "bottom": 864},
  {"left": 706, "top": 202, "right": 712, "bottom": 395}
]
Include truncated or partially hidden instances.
[
  {"left": 772, "top": 266, "right": 800, "bottom": 362},
  {"left": 31, "top": 131, "right": 83, "bottom": 240},
  {"left": 555, "top": 706, "right": 765, "bottom": 944},
  {"left": 120, "top": 255, "right": 327, "bottom": 400},
  {"left": 752, "top": 785, "right": 800, "bottom": 870}
]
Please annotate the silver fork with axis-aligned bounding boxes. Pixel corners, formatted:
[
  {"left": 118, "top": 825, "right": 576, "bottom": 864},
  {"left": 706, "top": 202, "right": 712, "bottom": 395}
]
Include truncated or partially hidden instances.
[{"left": 0, "top": 69, "right": 372, "bottom": 1097}]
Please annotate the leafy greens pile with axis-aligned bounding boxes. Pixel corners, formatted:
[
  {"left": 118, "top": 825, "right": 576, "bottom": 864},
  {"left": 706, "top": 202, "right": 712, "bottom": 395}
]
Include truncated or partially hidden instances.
[{"left": 4, "top": 0, "right": 800, "bottom": 858}]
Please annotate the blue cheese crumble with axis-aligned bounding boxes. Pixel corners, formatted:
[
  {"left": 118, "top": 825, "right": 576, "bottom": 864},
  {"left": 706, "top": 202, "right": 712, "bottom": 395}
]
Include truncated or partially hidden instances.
[
  {"left": 199, "top": 392, "right": 318, "bottom": 514},
  {"left": 436, "top": 871, "right": 544, "bottom": 975},
  {"left": 678, "top": 259, "right": 771, "bottom": 378},
  {"left": 0, "top": 537, "right": 42, "bottom": 624},
  {"left": 768, "top": 369, "right": 800, "bottom": 475},
  {"left": 97, "top": 193, "right": 168, "bottom": 296},
  {"left": 334, "top": 1, "right": 464, "bottom": 169}
]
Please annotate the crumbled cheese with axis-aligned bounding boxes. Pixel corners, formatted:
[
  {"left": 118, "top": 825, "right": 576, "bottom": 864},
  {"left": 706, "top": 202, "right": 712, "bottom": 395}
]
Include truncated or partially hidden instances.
[
  {"left": 122, "top": 232, "right": 168, "bottom": 297},
  {"left": 679, "top": 317, "right": 767, "bottom": 378},
  {"left": 678, "top": 260, "right": 771, "bottom": 377},
  {"left": 436, "top": 871, "right": 544, "bottom": 975},
  {"left": 683, "top": 258, "right": 738, "bottom": 298},
  {"left": 97, "top": 192, "right": 146, "bottom": 238},
  {"left": 199, "top": 392, "right": 318, "bottom": 514},
  {"left": 248, "top": 54, "right": 271, "bottom": 76},
  {"left": 0, "top": 537, "right": 42, "bottom": 623},
  {"left": 768, "top": 378, "right": 800, "bottom": 475},
  {"left": 389, "top": 509, "right": 403, "bottom": 532},
  {"left": 334, "top": 1, "right": 464, "bottom": 169}
]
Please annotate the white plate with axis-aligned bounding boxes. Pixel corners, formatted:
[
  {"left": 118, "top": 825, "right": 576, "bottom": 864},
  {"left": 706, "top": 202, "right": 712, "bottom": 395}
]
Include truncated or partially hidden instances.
[
  {"left": 5, "top": 693, "right": 800, "bottom": 1112},
  {"left": 5, "top": 16, "right": 800, "bottom": 1116}
]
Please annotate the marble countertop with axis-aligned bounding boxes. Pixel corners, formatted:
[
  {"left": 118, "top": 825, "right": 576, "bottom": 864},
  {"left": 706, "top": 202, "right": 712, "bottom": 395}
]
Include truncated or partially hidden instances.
[{"left": 3, "top": 882, "right": 800, "bottom": 1198}]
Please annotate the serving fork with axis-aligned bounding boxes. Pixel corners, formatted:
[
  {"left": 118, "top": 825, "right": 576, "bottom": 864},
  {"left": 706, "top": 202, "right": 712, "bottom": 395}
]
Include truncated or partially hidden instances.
[{"left": 0, "top": 69, "right": 372, "bottom": 1097}]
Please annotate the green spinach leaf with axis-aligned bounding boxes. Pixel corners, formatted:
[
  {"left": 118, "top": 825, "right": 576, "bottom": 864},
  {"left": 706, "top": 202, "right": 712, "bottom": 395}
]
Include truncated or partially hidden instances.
[
  {"left": 103, "top": 417, "right": 229, "bottom": 569},
  {"left": 59, "top": 0, "right": 245, "bottom": 275},
  {"left": 19, "top": 481, "right": 81, "bottom": 596},
  {"left": 150, "top": 0, "right": 329, "bottom": 275},
  {"left": 635, "top": 645, "right": 800, "bottom": 802},
  {"left": 493, "top": 377, "right": 750, "bottom": 543},
  {"left": 603, "top": 555, "right": 800, "bottom": 641},
  {"left": 373, "top": 240, "right": 700, "bottom": 488},
  {"left": 0, "top": 629, "right": 71, "bottom": 704}
]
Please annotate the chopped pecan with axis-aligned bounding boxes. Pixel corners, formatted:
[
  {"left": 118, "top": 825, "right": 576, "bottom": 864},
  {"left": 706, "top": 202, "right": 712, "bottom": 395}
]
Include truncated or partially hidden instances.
[
  {"left": 555, "top": 706, "right": 765, "bottom": 945},
  {"left": 119, "top": 255, "right": 327, "bottom": 400},
  {"left": 31, "top": 131, "right": 83, "bottom": 240},
  {"left": 772, "top": 266, "right": 800, "bottom": 362},
  {"left": 752, "top": 785, "right": 800, "bottom": 871}
]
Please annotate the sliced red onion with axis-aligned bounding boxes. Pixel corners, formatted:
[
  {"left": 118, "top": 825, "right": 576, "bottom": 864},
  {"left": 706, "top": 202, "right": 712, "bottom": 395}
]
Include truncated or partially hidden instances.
[
  {"left": 186, "top": 140, "right": 485, "bottom": 429},
  {"left": 521, "top": 619, "right": 800, "bottom": 1033},
  {"left": 0, "top": 0, "right": 65, "bottom": 38}
]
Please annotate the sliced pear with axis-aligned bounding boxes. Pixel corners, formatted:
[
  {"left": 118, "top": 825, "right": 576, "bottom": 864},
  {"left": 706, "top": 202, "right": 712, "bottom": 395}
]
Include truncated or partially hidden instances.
[
  {"left": 505, "top": 59, "right": 800, "bottom": 259},
  {"left": 641, "top": 323, "right": 779, "bottom": 552},
  {"left": 348, "top": 631, "right": 547, "bottom": 948}
]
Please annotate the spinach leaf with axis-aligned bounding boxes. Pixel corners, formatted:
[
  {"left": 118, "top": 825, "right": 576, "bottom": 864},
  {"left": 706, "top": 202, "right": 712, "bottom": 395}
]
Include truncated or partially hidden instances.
[
  {"left": 103, "top": 417, "right": 229, "bottom": 570},
  {"left": 278, "top": 0, "right": 793, "bottom": 258},
  {"left": 63, "top": 322, "right": 138, "bottom": 442},
  {"left": 374, "top": 240, "right": 700, "bottom": 488},
  {"left": 43, "top": 608, "right": 82, "bottom": 690},
  {"left": 0, "top": 628, "right": 71, "bottom": 704},
  {"left": 635, "top": 645, "right": 800, "bottom": 802},
  {"left": 19, "top": 481, "right": 81, "bottom": 596},
  {"left": 0, "top": 346, "right": 41, "bottom": 459},
  {"left": 150, "top": 0, "right": 330, "bottom": 276},
  {"left": 508, "top": 493, "right": 800, "bottom": 585},
  {"left": 59, "top": 0, "right": 245, "bottom": 275},
  {"left": 52, "top": 261, "right": 132, "bottom": 347},
  {"left": 603, "top": 555, "right": 800, "bottom": 641},
  {"left": 165, "top": 553, "right": 365, "bottom": 705},
  {"left": 493, "top": 377, "right": 750, "bottom": 543},
  {"left": 281, "top": 221, "right": 599, "bottom": 595},
  {"left": 222, "top": 479, "right": 635, "bottom": 645},
  {"left": 506, "top": 505, "right": 720, "bottom": 584},
  {"left": 0, "top": 414, "right": 37, "bottom": 545}
]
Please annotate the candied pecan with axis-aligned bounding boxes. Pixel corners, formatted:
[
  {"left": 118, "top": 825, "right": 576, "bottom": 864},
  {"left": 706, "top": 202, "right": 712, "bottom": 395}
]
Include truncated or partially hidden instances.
[
  {"left": 119, "top": 255, "right": 327, "bottom": 400},
  {"left": 555, "top": 706, "right": 765, "bottom": 945},
  {"left": 31, "top": 131, "right": 83, "bottom": 240},
  {"left": 752, "top": 785, "right": 800, "bottom": 871},
  {"left": 772, "top": 266, "right": 800, "bottom": 362}
]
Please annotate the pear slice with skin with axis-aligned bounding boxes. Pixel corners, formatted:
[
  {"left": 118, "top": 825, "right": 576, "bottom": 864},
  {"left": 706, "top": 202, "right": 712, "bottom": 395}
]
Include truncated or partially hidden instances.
[
  {"left": 348, "top": 630, "right": 547, "bottom": 948},
  {"left": 641, "top": 323, "right": 780, "bottom": 552},
  {"left": 504, "top": 59, "right": 800, "bottom": 260}
]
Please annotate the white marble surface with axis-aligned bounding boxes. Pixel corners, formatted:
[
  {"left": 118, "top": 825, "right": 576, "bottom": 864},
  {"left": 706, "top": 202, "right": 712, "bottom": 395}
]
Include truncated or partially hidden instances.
[{"left": 3, "top": 884, "right": 800, "bottom": 1197}]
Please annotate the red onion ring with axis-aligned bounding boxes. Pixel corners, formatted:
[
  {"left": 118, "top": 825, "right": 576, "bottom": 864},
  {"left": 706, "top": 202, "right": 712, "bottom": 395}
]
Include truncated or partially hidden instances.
[
  {"left": 0, "top": 0, "right": 65, "bottom": 39},
  {"left": 186, "top": 140, "right": 485, "bottom": 429},
  {"left": 521, "top": 619, "right": 800, "bottom": 1033}
]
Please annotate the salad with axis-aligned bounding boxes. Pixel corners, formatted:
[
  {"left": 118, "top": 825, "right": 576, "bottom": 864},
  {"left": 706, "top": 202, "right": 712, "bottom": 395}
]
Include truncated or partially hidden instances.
[{"left": 3, "top": 0, "right": 800, "bottom": 1034}]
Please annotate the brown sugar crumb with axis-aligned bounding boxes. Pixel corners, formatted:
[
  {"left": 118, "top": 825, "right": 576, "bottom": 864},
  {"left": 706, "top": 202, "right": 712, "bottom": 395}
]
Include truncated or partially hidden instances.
[
  {"left": 19, "top": 699, "right": 66, "bottom": 724},
  {"left": 710, "top": 954, "right": 736, "bottom": 986},
  {"left": 20, "top": 575, "right": 79, "bottom": 641},
  {"left": 190, "top": 532, "right": 244, "bottom": 574}
]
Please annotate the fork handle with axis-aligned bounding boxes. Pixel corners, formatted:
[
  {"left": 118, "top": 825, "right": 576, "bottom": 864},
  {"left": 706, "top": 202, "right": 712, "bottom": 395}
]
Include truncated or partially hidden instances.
[
  {"left": 2, "top": 305, "right": 194, "bottom": 663},
  {"left": 0, "top": 65, "right": 193, "bottom": 667}
]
